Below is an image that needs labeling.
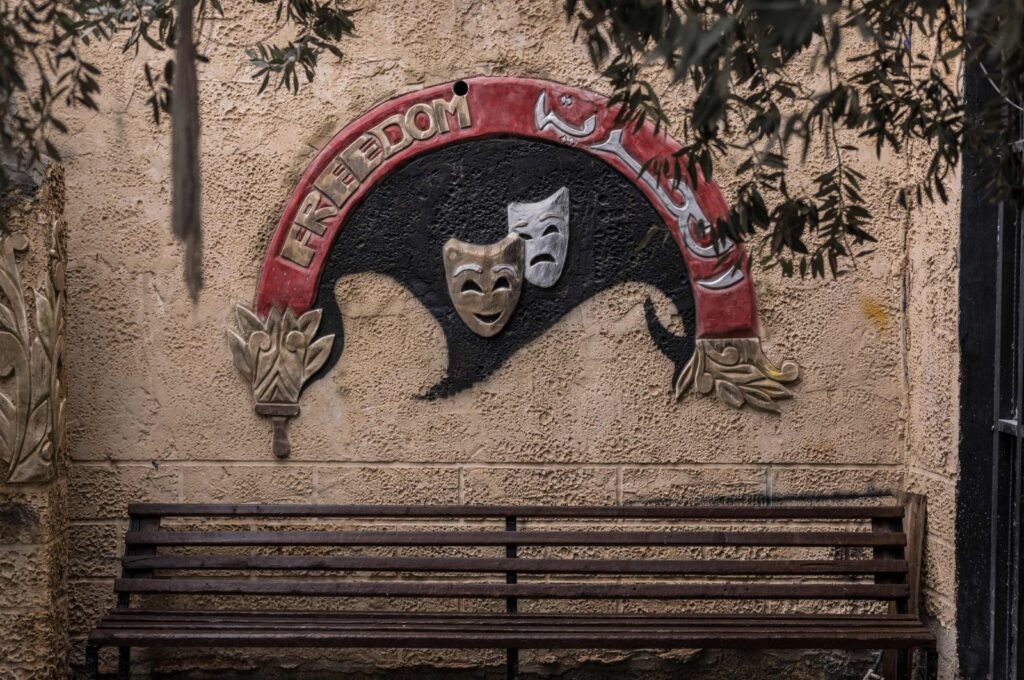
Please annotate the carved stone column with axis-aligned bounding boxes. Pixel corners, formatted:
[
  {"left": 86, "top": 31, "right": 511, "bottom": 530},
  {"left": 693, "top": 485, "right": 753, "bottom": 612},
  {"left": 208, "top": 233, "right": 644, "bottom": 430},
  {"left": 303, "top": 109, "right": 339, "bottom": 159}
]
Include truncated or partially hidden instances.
[{"left": 0, "top": 165, "right": 69, "bottom": 679}]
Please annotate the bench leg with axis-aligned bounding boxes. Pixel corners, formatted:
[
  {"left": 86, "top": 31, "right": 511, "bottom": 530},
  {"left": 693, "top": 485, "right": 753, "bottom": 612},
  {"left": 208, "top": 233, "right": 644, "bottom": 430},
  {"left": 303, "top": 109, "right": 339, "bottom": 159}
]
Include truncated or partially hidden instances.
[
  {"left": 118, "top": 646, "right": 131, "bottom": 679},
  {"left": 83, "top": 643, "right": 99, "bottom": 680},
  {"left": 880, "top": 649, "right": 911, "bottom": 680},
  {"left": 881, "top": 649, "right": 897, "bottom": 679},
  {"left": 506, "top": 648, "right": 518, "bottom": 680},
  {"left": 906, "top": 648, "right": 919, "bottom": 680},
  {"left": 925, "top": 648, "right": 938, "bottom": 680},
  {"left": 907, "top": 648, "right": 938, "bottom": 680}
]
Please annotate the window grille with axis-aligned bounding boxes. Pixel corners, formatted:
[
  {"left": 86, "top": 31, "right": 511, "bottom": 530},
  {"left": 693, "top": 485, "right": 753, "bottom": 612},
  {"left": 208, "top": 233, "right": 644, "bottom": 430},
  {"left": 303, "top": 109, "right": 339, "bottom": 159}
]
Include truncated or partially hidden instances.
[{"left": 992, "top": 102, "right": 1024, "bottom": 680}]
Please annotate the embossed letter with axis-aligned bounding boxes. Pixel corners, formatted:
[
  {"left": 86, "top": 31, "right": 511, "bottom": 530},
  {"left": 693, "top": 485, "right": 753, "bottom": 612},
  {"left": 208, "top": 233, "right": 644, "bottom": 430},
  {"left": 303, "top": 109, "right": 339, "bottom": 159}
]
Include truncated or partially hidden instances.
[
  {"left": 404, "top": 103, "right": 439, "bottom": 141},
  {"left": 292, "top": 189, "right": 337, "bottom": 237},
  {"left": 340, "top": 133, "right": 385, "bottom": 182},
  {"left": 314, "top": 156, "right": 361, "bottom": 207},
  {"left": 371, "top": 114, "right": 414, "bottom": 159},
  {"left": 280, "top": 222, "right": 316, "bottom": 267},
  {"left": 433, "top": 95, "right": 472, "bottom": 133}
]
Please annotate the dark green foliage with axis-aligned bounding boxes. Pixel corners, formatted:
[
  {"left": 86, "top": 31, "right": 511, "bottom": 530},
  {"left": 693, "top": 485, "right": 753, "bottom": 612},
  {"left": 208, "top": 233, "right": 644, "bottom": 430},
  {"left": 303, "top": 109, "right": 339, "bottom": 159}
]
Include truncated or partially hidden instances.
[
  {"left": 0, "top": 0, "right": 355, "bottom": 188},
  {"left": 1, "top": 0, "right": 1020, "bottom": 284},
  {"left": 247, "top": 0, "right": 355, "bottom": 94},
  {"left": 566, "top": 0, "right": 1023, "bottom": 277}
]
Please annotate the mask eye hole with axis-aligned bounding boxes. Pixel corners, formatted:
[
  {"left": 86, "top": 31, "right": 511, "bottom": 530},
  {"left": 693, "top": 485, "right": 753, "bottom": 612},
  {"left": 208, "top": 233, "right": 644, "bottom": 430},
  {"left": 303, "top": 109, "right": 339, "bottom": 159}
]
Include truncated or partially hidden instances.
[
  {"left": 515, "top": 231, "right": 533, "bottom": 241},
  {"left": 493, "top": 276, "right": 511, "bottom": 291},
  {"left": 542, "top": 224, "right": 560, "bottom": 236},
  {"left": 461, "top": 279, "right": 483, "bottom": 294}
]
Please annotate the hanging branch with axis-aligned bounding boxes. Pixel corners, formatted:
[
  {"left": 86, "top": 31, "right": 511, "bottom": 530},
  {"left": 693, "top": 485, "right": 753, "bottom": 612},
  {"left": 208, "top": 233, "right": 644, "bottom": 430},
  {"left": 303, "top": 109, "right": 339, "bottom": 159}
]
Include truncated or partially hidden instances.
[
  {"left": 566, "top": 0, "right": 1018, "bottom": 278},
  {"left": 0, "top": 0, "right": 357, "bottom": 299},
  {"left": 171, "top": 0, "right": 202, "bottom": 300}
]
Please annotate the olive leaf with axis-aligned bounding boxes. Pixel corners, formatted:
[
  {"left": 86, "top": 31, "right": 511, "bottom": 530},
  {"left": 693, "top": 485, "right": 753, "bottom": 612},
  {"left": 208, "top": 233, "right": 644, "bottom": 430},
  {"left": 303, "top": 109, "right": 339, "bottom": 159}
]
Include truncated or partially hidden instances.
[{"left": 676, "top": 338, "right": 799, "bottom": 413}]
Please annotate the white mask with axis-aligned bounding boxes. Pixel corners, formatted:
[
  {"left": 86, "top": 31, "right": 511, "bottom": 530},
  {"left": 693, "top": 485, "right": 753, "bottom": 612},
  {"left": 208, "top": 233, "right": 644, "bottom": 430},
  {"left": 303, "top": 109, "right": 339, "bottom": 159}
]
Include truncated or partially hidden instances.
[{"left": 507, "top": 187, "right": 570, "bottom": 288}]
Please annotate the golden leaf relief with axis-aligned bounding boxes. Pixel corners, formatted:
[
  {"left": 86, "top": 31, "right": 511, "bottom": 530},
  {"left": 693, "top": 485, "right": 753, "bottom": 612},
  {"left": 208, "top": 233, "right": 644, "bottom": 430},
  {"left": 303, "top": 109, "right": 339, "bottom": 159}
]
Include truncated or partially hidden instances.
[
  {"left": 675, "top": 338, "right": 800, "bottom": 414},
  {"left": 0, "top": 223, "right": 66, "bottom": 484}
]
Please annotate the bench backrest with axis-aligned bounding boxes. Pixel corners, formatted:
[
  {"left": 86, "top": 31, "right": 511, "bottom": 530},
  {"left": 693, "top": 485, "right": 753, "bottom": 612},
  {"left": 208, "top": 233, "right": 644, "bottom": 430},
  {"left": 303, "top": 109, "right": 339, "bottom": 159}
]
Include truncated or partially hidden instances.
[{"left": 116, "top": 496, "right": 925, "bottom": 617}]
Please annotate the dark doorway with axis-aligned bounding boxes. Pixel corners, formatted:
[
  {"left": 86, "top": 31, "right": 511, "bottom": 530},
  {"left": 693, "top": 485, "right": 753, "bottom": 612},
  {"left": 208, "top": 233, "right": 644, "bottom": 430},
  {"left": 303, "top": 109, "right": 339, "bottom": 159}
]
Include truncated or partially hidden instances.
[{"left": 957, "top": 67, "right": 1024, "bottom": 679}]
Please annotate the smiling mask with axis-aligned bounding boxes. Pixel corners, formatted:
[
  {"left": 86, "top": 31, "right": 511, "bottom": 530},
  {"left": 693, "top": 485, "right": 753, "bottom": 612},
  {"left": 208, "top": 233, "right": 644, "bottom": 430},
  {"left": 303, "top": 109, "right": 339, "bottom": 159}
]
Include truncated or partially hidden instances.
[
  {"left": 507, "top": 187, "right": 570, "bottom": 288},
  {"left": 443, "top": 233, "right": 525, "bottom": 337}
]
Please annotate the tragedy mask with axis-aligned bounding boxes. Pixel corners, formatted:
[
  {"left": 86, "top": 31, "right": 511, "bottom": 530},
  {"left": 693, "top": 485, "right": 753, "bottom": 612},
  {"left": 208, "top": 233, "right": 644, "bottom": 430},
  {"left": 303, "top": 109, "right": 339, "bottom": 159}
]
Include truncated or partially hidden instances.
[
  {"left": 443, "top": 233, "right": 525, "bottom": 337},
  {"left": 507, "top": 187, "right": 570, "bottom": 288}
]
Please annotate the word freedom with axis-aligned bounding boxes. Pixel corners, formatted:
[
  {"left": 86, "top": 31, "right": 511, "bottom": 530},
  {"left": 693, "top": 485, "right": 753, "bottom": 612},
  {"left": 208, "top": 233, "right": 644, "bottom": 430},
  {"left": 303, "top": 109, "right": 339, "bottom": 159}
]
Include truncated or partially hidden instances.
[{"left": 281, "top": 93, "right": 473, "bottom": 267}]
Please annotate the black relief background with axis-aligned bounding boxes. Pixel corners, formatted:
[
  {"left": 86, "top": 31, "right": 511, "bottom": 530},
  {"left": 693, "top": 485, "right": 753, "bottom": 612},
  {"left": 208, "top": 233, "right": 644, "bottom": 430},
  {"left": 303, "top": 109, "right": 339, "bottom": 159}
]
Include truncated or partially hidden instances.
[{"left": 312, "top": 137, "right": 696, "bottom": 399}]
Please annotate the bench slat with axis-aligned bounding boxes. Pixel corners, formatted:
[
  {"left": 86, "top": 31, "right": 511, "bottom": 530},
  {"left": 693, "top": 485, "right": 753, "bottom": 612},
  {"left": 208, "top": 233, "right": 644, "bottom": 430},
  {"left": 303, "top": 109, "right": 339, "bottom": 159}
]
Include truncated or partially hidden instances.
[
  {"left": 124, "top": 529, "right": 906, "bottom": 548},
  {"left": 122, "top": 555, "right": 909, "bottom": 576},
  {"left": 92, "top": 623, "right": 930, "bottom": 641},
  {"left": 127, "top": 503, "right": 905, "bottom": 520},
  {"left": 99, "top": 610, "right": 927, "bottom": 626},
  {"left": 114, "top": 577, "right": 909, "bottom": 600},
  {"left": 88, "top": 617, "right": 935, "bottom": 650}
]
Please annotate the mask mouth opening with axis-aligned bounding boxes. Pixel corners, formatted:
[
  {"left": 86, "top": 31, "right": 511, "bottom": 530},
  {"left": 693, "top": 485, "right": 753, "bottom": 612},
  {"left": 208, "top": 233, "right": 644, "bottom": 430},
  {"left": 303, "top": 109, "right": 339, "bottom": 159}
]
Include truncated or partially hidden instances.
[
  {"left": 474, "top": 312, "right": 503, "bottom": 324},
  {"left": 529, "top": 253, "right": 557, "bottom": 266}
]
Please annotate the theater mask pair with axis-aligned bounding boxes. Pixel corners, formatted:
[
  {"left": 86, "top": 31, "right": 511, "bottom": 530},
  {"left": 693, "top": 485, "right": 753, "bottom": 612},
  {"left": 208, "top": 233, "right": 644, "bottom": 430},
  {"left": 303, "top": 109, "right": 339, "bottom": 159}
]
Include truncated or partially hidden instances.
[{"left": 443, "top": 187, "right": 569, "bottom": 337}]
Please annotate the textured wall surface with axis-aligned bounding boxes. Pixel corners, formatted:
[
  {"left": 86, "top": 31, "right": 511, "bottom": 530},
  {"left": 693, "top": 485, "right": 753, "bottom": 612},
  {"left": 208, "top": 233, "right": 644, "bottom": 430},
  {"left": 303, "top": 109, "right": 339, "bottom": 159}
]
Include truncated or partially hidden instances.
[
  {"left": 904, "top": 150, "right": 961, "bottom": 674},
  {"left": 52, "top": 0, "right": 959, "bottom": 677},
  {"left": 0, "top": 169, "right": 70, "bottom": 680}
]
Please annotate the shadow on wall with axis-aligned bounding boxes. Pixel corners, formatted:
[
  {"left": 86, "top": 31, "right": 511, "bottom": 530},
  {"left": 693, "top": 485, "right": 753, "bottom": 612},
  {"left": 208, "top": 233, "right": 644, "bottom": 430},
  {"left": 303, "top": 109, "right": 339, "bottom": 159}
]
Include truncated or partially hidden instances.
[
  {"left": 313, "top": 137, "right": 697, "bottom": 400},
  {"left": 139, "top": 648, "right": 877, "bottom": 679}
]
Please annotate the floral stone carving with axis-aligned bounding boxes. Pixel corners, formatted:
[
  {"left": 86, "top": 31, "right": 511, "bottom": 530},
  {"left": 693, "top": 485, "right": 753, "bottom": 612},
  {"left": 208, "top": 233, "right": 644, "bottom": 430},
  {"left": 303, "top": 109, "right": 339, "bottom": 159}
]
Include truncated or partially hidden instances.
[
  {"left": 675, "top": 338, "right": 799, "bottom": 413},
  {"left": 228, "top": 304, "right": 334, "bottom": 458},
  {"left": 0, "top": 225, "right": 66, "bottom": 483}
]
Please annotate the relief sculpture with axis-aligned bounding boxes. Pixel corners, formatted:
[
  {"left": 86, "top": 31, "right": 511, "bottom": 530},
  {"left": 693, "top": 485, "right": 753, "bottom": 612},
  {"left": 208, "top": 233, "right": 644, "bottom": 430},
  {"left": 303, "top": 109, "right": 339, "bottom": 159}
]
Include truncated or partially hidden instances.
[
  {"left": 675, "top": 338, "right": 800, "bottom": 413},
  {"left": 228, "top": 305, "right": 334, "bottom": 457},
  {"left": 0, "top": 219, "right": 66, "bottom": 484},
  {"left": 443, "top": 234, "right": 525, "bottom": 337},
  {"left": 240, "top": 78, "right": 803, "bottom": 457},
  {"left": 508, "top": 187, "right": 570, "bottom": 288}
]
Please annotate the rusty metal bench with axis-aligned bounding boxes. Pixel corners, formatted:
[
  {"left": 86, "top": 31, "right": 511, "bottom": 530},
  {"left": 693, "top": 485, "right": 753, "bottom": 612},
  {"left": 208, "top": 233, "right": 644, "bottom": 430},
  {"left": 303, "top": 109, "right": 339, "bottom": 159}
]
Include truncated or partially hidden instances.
[{"left": 84, "top": 497, "right": 934, "bottom": 679}]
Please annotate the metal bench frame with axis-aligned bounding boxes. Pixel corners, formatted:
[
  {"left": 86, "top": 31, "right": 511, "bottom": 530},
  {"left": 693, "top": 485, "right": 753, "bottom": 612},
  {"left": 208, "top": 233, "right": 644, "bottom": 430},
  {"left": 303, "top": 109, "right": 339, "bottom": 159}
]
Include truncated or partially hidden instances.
[{"left": 84, "top": 496, "right": 935, "bottom": 679}]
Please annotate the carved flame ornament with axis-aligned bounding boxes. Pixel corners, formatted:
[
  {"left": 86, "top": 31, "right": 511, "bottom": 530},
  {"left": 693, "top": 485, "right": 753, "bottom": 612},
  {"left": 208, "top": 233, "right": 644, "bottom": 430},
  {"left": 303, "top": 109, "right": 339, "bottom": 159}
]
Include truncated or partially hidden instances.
[
  {"left": 0, "top": 226, "right": 66, "bottom": 483},
  {"left": 675, "top": 338, "right": 800, "bottom": 413},
  {"left": 228, "top": 305, "right": 334, "bottom": 457}
]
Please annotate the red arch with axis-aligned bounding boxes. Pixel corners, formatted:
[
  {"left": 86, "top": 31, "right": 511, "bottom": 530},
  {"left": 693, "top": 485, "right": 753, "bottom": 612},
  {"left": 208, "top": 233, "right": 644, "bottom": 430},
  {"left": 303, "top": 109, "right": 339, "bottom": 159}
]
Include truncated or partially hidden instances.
[{"left": 256, "top": 76, "right": 760, "bottom": 338}]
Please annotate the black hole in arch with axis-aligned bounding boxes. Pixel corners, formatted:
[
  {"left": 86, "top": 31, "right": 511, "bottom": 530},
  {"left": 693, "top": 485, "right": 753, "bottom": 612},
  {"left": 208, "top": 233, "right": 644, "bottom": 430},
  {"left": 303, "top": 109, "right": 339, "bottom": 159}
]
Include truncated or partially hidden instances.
[
  {"left": 461, "top": 280, "right": 483, "bottom": 293},
  {"left": 542, "top": 224, "right": 560, "bottom": 236},
  {"left": 452, "top": 80, "right": 469, "bottom": 97},
  {"left": 516, "top": 231, "right": 533, "bottom": 240},
  {"left": 494, "top": 276, "right": 511, "bottom": 291}
]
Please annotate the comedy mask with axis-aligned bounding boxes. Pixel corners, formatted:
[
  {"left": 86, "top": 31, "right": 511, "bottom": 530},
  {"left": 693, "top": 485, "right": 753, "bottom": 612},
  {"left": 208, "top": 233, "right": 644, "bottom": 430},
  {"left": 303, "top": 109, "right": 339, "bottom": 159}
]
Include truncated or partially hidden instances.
[
  {"left": 443, "top": 233, "right": 525, "bottom": 337},
  {"left": 507, "top": 187, "right": 570, "bottom": 288}
]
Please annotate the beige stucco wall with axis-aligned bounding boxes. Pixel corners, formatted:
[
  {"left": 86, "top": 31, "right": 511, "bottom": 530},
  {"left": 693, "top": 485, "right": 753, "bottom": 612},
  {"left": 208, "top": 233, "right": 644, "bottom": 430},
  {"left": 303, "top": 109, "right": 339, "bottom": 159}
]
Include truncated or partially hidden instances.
[
  {"left": 54, "top": 0, "right": 960, "bottom": 677},
  {"left": 0, "top": 169, "right": 70, "bottom": 680},
  {"left": 905, "top": 152, "right": 961, "bottom": 672}
]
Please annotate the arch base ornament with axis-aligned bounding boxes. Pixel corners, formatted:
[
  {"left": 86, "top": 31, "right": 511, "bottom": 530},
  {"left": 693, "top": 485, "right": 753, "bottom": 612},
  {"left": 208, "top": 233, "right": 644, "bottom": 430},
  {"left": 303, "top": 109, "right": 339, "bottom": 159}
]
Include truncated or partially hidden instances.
[
  {"left": 227, "top": 303, "right": 334, "bottom": 458},
  {"left": 676, "top": 338, "right": 801, "bottom": 413}
]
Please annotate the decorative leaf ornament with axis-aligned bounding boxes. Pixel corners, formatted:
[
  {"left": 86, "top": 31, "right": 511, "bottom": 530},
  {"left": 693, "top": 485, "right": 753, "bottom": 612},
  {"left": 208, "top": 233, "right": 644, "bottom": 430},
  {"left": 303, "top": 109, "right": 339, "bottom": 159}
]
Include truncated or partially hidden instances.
[
  {"left": 675, "top": 338, "right": 799, "bottom": 413},
  {"left": 228, "top": 304, "right": 334, "bottom": 457},
  {"left": 0, "top": 222, "right": 66, "bottom": 483}
]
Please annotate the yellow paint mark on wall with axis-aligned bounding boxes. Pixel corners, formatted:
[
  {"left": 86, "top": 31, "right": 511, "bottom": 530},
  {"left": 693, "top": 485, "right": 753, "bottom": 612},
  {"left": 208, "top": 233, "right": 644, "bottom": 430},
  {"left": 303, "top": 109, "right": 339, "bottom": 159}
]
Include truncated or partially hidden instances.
[{"left": 860, "top": 297, "right": 890, "bottom": 334}]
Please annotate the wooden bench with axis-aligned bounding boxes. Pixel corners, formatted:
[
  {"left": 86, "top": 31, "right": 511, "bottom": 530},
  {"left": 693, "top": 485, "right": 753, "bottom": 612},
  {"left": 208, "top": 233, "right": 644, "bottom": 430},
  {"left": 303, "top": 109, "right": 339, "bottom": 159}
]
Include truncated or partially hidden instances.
[{"left": 84, "top": 497, "right": 935, "bottom": 679}]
